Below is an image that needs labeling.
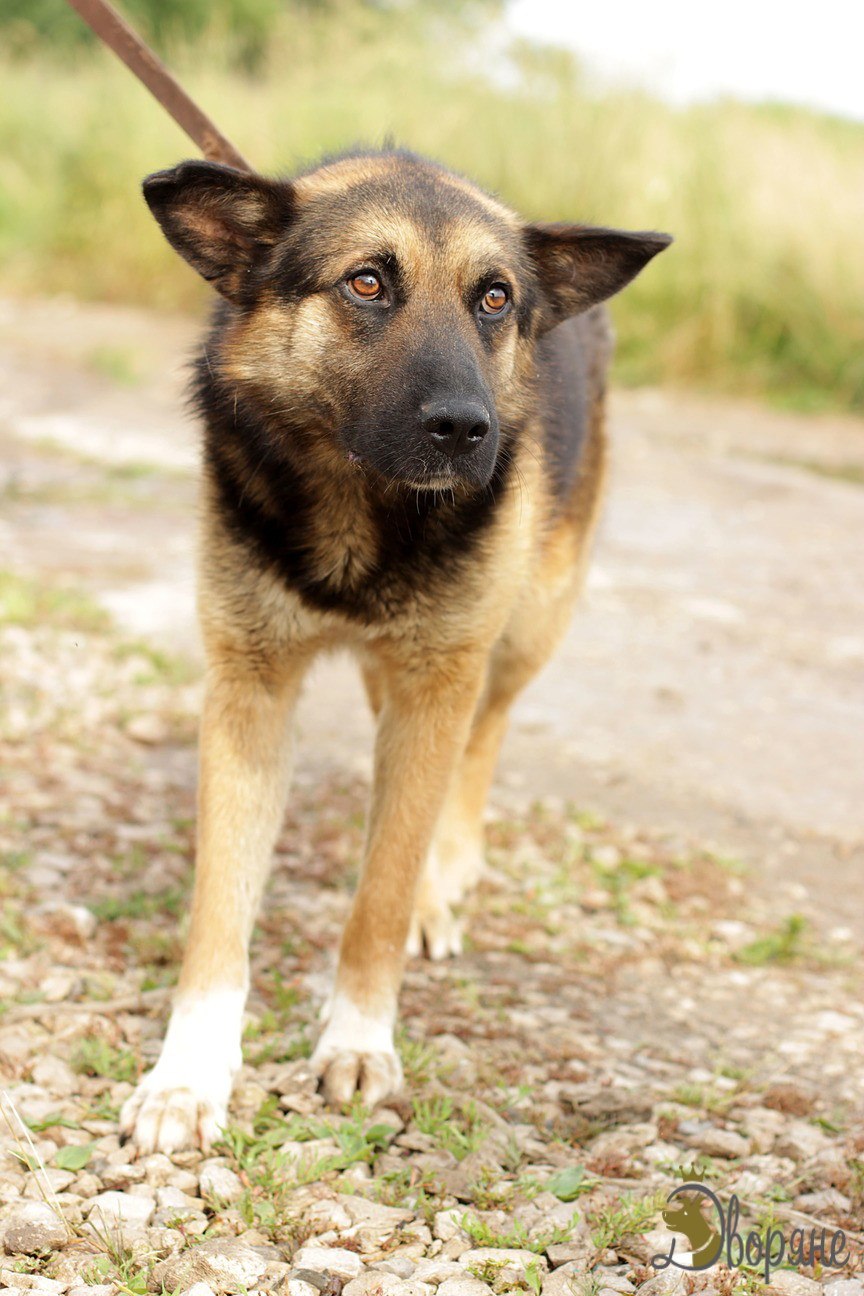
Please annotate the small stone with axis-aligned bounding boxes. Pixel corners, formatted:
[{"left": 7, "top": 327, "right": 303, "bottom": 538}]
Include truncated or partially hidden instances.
[
  {"left": 29, "top": 1056, "right": 77, "bottom": 1096},
  {"left": 373, "top": 1257, "right": 416, "bottom": 1279},
  {"left": 285, "top": 1280, "right": 323, "bottom": 1296},
  {"left": 342, "top": 1276, "right": 404, "bottom": 1296},
  {"left": 179, "top": 1286, "right": 218, "bottom": 1296},
  {"left": 438, "top": 1281, "right": 494, "bottom": 1296},
  {"left": 433, "top": 1209, "right": 466, "bottom": 1242},
  {"left": 825, "top": 1282, "right": 864, "bottom": 1296},
  {"left": 304, "top": 1198, "right": 353, "bottom": 1232},
  {"left": 794, "top": 1187, "right": 851, "bottom": 1214},
  {"left": 631, "top": 1271, "right": 685, "bottom": 1296},
  {"left": 87, "top": 1190, "right": 155, "bottom": 1229},
  {"left": 22, "top": 1168, "right": 75, "bottom": 1197},
  {"left": 774, "top": 1120, "right": 830, "bottom": 1161},
  {"left": 292, "top": 1247, "right": 365, "bottom": 1280},
  {"left": 768, "top": 1274, "right": 822, "bottom": 1296},
  {"left": 2, "top": 1202, "right": 67, "bottom": 1255},
  {"left": 152, "top": 1238, "right": 270, "bottom": 1294},
  {"left": 412, "top": 1261, "right": 466, "bottom": 1284},
  {"left": 126, "top": 714, "right": 168, "bottom": 744},
  {"left": 198, "top": 1163, "right": 244, "bottom": 1204},
  {"left": 43, "top": 904, "right": 97, "bottom": 941},
  {"left": 69, "top": 1287, "right": 115, "bottom": 1296},
  {"left": 688, "top": 1128, "right": 749, "bottom": 1159},
  {"left": 543, "top": 1262, "right": 597, "bottom": 1296},
  {"left": 459, "top": 1248, "right": 547, "bottom": 1276},
  {"left": 1, "top": 1277, "right": 65, "bottom": 1295},
  {"left": 99, "top": 1161, "right": 146, "bottom": 1190},
  {"left": 546, "top": 1241, "right": 591, "bottom": 1268},
  {"left": 763, "top": 1082, "right": 816, "bottom": 1117}
]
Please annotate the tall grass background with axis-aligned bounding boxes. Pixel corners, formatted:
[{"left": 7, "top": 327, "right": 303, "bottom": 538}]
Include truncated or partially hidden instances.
[{"left": 1, "top": 2, "right": 862, "bottom": 412}]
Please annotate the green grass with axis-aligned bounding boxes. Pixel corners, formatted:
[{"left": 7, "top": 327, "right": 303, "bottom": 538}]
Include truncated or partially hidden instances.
[
  {"left": 733, "top": 913, "right": 810, "bottom": 966},
  {"left": 71, "top": 1036, "right": 139, "bottom": 1084},
  {"left": 411, "top": 1094, "right": 488, "bottom": 1160},
  {"left": 1, "top": 7, "right": 862, "bottom": 413},
  {"left": 0, "top": 570, "right": 110, "bottom": 634}
]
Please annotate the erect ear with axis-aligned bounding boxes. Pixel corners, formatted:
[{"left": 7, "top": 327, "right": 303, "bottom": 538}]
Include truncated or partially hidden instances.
[
  {"left": 142, "top": 160, "right": 295, "bottom": 302},
  {"left": 524, "top": 224, "right": 672, "bottom": 330}
]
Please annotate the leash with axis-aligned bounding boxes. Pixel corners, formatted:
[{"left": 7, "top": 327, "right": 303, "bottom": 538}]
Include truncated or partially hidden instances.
[{"left": 64, "top": 0, "right": 251, "bottom": 172}]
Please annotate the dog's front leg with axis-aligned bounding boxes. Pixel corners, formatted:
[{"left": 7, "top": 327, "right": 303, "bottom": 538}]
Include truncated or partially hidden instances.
[
  {"left": 120, "top": 658, "right": 307, "bottom": 1153},
  {"left": 312, "top": 647, "right": 486, "bottom": 1106}
]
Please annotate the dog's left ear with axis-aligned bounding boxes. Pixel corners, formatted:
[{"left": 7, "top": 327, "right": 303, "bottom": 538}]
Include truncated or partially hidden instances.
[
  {"left": 525, "top": 224, "right": 672, "bottom": 331},
  {"left": 142, "top": 160, "right": 295, "bottom": 302}
]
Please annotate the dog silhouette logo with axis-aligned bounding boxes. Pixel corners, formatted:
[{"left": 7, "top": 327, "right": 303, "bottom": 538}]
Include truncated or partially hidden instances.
[{"left": 654, "top": 1182, "right": 723, "bottom": 1271}]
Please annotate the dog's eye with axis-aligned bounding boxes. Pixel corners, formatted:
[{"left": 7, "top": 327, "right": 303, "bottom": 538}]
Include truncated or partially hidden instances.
[
  {"left": 480, "top": 284, "right": 509, "bottom": 315},
  {"left": 348, "top": 272, "right": 383, "bottom": 301}
]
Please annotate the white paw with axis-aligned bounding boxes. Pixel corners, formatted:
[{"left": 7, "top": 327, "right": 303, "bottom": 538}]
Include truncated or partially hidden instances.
[
  {"left": 120, "top": 989, "right": 243, "bottom": 1153},
  {"left": 120, "top": 1080, "right": 227, "bottom": 1154},
  {"left": 311, "top": 993, "right": 403, "bottom": 1107},
  {"left": 407, "top": 901, "right": 463, "bottom": 960}
]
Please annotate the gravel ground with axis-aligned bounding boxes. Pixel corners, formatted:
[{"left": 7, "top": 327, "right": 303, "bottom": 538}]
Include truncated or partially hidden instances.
[{"left": 2, "top": 594, "right": 863, "bottom": 1295}]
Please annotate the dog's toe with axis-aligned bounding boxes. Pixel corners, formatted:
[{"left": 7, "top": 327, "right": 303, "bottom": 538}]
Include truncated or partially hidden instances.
[
  {"left": 120, "top": 1082, "right": 226, "bottom": 1154},
  {"left": 315, "top": 1047, "right": 403, "bottom": 1107},
  {"left": 407, "top": 903, "right": 463, "bottom": 960}
]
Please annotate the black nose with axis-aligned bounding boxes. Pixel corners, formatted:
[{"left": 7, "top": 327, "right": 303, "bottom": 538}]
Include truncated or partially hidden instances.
[{"left": 421, "top": 400, "right": 490, "bottom": 458}]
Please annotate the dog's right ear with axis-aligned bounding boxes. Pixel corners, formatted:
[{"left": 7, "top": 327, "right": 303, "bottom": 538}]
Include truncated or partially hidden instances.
[{"left": 142, "top": 160, "right": 294, "bottom": 302}]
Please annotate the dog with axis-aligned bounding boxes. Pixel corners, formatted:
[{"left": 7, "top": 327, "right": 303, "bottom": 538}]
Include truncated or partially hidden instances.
[{"left": 118, "top": 147, "right": 671, "bottom": 1152}]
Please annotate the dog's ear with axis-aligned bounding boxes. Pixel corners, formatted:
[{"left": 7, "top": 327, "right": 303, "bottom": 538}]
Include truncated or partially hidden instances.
[
  {"left": 524, "top": 224, "right": 672, "bottom": 331},
  {"left": 142, "top": 160, "right": 294, "bottom": 302}
]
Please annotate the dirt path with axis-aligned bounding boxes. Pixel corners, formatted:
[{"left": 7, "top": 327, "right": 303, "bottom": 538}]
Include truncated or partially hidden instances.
[{"left": 2, "top": 295, "right": 862, "bottom": 931}]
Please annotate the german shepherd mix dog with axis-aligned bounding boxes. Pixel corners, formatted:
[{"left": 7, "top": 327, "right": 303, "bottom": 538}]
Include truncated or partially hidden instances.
[{"left": 120, "top": 149, "right": 671, "bottom": 1152}]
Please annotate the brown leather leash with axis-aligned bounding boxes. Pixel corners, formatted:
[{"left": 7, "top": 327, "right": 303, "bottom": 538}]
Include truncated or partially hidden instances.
[{"left": 64, "top": 0, "right": 251, "bottom": 172}]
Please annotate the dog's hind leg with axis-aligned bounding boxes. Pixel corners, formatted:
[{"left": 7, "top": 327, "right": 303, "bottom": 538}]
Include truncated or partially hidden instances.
[
  {"left": 409, "top": 571, "right": 584, "bottom": 959},
  {"left": 312, "top": 645, "right": 487, "bottom": 1105},
  {"left": 120, "top": 654, "right": 307, "bottom": 1153}
]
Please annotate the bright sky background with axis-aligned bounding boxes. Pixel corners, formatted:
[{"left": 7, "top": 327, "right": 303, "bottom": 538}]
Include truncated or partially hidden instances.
[{"left": 506, "top": 0, "right": 864, "bottom": 122}]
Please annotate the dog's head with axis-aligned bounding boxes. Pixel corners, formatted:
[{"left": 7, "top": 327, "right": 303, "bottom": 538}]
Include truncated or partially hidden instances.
[{"left": 143, "top": 150, "right": 670, "bottom": 491}]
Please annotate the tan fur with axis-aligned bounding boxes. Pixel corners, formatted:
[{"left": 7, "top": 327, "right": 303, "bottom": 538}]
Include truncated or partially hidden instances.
[{"left": 121, "top": 147, "right": 670, "bottom": 1148}]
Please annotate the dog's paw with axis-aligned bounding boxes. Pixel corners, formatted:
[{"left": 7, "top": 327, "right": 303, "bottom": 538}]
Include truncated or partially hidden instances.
[
  {"left": 311, "top": 994, "right": 403, "bottom": 1107},
  {"left": 406, "top": 900, "right": 463, "bottom": 960},
  {"left": 119, "top": 1078, "right": 228, "bottom": 1154},
  {"left": 312, "top": 1045, "right": 403, "bottom": 1107},
  {"left": 119, "top": 989, "right": 244, "bottom": 1154}
]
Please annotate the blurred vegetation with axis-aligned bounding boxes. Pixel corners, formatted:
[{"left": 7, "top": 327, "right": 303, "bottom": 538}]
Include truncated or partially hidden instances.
[{"left": 0, "top": 0, "right": 862, "bottom": 413}]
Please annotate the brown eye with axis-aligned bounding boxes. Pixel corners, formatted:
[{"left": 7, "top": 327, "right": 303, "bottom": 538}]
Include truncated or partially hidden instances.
[
  {"left": 480, "top": 284, "right": 509, "bottom": 315},
  {"left": 348, "top": 272, "right": 383, "bottom": 301}
]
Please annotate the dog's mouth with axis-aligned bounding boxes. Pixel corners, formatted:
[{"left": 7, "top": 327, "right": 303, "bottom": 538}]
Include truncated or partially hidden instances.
[{"left": 343, "top": 442, "right": 497, "bottom": 494}]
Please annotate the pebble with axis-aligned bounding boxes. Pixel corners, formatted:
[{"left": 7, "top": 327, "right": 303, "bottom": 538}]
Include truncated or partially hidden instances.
[
  {"left": 768, "top": 1275, "right": 823, "bottom": 1296},
  {"left": 2, "top": 1202, "right": 67, "bottom": 1255},
  {"left": 342, "top": 1276, "right": 405, "bottom": 1296},
  {"left": 87, "top": 1190, "right": 155, "bottom": 1228},
  {"left": 794, "top": 1187, "right": 851, "bottom": 1213},
  {"left": 284, "top": 1280, "right": 324, "bottom": 1296},
  {"left": 459, "top": 1247, "right": 547, "bottom": 1275},
  {"left": 438, "top": 1280, "right": 494, "bottom": 1296},
  {"left": 543, "top": 1263, "right": 597, "bottom": 1296},
  {"left": 292, "top": 1246, "right": 366, "bottom": 1280},
  {"left": 198, "top": 1163, "right": 244, "bottom": 1204},
  {"left": 688, "top": 1127, "right": 750, "bottom": 1159},
  {"left": 825, "top": 1283, "right": 864, "bottom": 1296},
  {"left": 152, "top": 1238, "right": 270, "bottom": 1293}
]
